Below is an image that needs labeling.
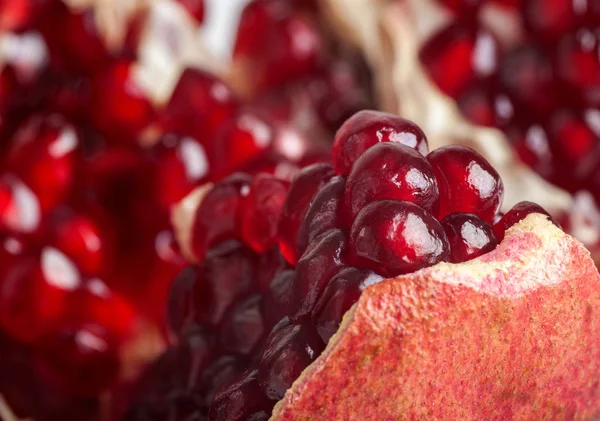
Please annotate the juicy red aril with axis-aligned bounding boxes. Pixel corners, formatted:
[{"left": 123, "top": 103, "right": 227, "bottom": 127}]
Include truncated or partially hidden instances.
[
  {"left": 522, "top": 0, "right": 585, "bottom": 40},
  {"left": 191, "top": 173, "right": 251, "bottom": 261},
  {"left": 218, "top": 294, "right": 265, "bottom": 355},
  {"left": 162, "top": 68, "right": 238, "bottom": 139},
  {"left": 256, "top": 246, "right": 289, "bottom": 294},
  {"left": 89, "top": 59, "right": 155, "bottom": 138},
  {"left": 343, "top": 142, "right": 440, "bottom": 224},
  {"left": 506, "top": 124, "right": 554, "bottom": 181},
  {"left": 0, "top": 174, "right": 42, "bottom": 235},
  {"left": 420, "top": 22, "right": 500, "bottom": 98},
  {"left": 277, "top": 163, "right": 335, "bottom": 265},
  {"left": 167, "top": 267, "right": 199, "bottom": 335},
  {"left": 313, "top": 267, "right": 383, "bottom": 344},
  {"left": 210, "top": 111, "right": 275, "bottom": 181},
  {"left": 258, "top": 322, "right": 324, "bottom": 401},
  {"left": 289, "top": 228, "right": 347, "bottom": 319},
  {"left": 499, "top": 45, "right": 557, "bottom": 116},
  {"left": 349, "top": 200, "right": 450, "bottom": 277},
  {"left": 440, "top": 213, "right": 498, "bottom": 263},
  {"left": 200, "top": 355, "right": 244, "bottom": 407},
  {"left": 428, "top": 145, "right": 504, "bottom": 222},
  {"left": 555, "top": 28, "right": 600, "bottom": 106},
  {"left": 332, "top": 110, "right": 429, "bottom": 175},
  {"left": 457, "top": 83, "right": 515, "bottom": 128},
  {"left": 209, "top": 370, "right": 273, "bottom": 421},
  {"left": 34, "top": 324, "right": 120, "bottom": 396},
  {"left": 240, "top": 174, "right": 290, "bottom": 253},
  {"left": 264, "top": 270, "right": 295, "bottom": 329},
  {"left": 148, "top": 134, "right": 210, "bottom": 210},
  {"left": 192, "top": 241, "right": 257, "bottom": 327},
  {"left": 297, "top": 175, "right": 346, "bottom": 256},
  {"left": 0, "top": 0, "right": 43, "bottom": 30},
  {"left": 493, "top": 201, "right": 553, "bottom": 241}
]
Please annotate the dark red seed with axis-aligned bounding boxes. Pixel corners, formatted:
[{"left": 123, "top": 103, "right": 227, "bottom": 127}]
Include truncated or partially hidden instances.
[
  {"left": 522, "top": 0, "right": 584, "bottom": 40},
  {"left": 264, "top": 270, "right": 295, "bottom": 328},
  {"left": 343, "top": 142, "right": 440, "bottom": 224},
  {"left": 420, "top": 22, "right": 500, "bottom": 98},
  {"left": 240, "top": 174, "right": 290, "bottom": 253},
  {"left": 493, "top": 201, "right": 553, "bottom": 241},
  {"left": 349, "top": 200, "right": 450, "bottom": 277},
  {"left": 313, "top": 267, "right": 384, "bottom": 343},
  {"left": 332, "top": 110, "right": 429, "bottom": 175},
  {"left": 0, "top": 174, "right": 43, "bottom": 235},
  {"left": 167, "top": 267, "right": 199, "bottom": 335},
  {"left": 193, "top": 241, "right": 257, "bottom": 327},
  {"left": 200, "top": 355, "right": 243, "bottom": 407},
  {"left": 258, "top": 322, "right": 324, "bottom": 401},
  {"left": 428, "top": 145, "right": 504, "bottom": 222},
  {"left": 34, "top": 323, "right": 120, "bottom": 396},
  {"left": 457, "top": 83, "right": 515, "bottom": 128},
  {"left": 277, "top": 163, "right": 335, "bottom": 265},
  {"left": 289, "top": 228, "right": 348, "bottom": 319},
  {"left": 256, "top": 246, "right": 289, "bottom": 295},
  {"left": 208, "top": 370, "right": 273, "bottom": 421},
  {"left": 440, "top": 213, "right": 498, "bottom": 263},
  {"left": 219, "top": 294, "right": 265, "bottom": 355},
  {"left": 297, "top": 175, "right": 346, "bottom": 256},
  {"left": 177, "top": 326, "right": 214, "bottom": 391},
  {"left": 506, "top": 124, "right": 554, "bottom": 181},
  {"left": 191, "top": 173, "right": 252, "bottom": 261}
]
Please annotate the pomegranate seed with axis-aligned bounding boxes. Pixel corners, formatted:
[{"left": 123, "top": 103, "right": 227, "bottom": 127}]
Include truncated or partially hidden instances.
[
  {"left": 349, "top": 200, "right": 450, "bottom": 277},
  {"left": 210, "top": 111, "right": 275, "bottom": 180},
  {"left": 493, "top": 201, "right": 553, "bottom": 241},
  {"left": 258, "top": 322, "right": 324, "bottom": 401},
  {"left": 148, "top": 133, "right": 210, "bottom": 210},
  {"left": 219, "top": 294, "right": 265, "bottom": 355},
  {"left": 437, "top": 0, "right": 485, "bottom": 14},
  {"left": 522, "top": 0, "right": 585, "bottom": 40},
  {"left": 240, "top": 174, "right": 290, "bottom": 253},
  {"left": 200, "top": 355, "right": 243, "bottom": 407},
  {"left": 289, "top": 228, "right": 348, "bottom": 318},
  {"left": 0, "top": 174, "right": 42, "bottom": 235},
  {"left": 89, "top": 59, "right": 155, "bottom": 138},
  {"left": 343, "top": 142, "right": 440, "bottom": 224},
  {"left": 332, "top": 110, "right": 429, "bottom": 175},
  {"left": 167, "top": 267, "right": 199, "bottom": 335},
  {"left": 440, "top": 213, "right": 498, "bottom": 263},
  {"left": 506, "top": 124, "right": 554, "bottom": 181},
  {"left": 209, "top": 370, "right": 273, "bottom": 421},
  {"left": 176, "top": 0, "right": 205, "bottom": 22},
  {"left": 277, "top": 163, "right": 335, "bottom": 264},
  {"left": 0, "top": 0, "right": 45, "bottom": 30},
  {"left": 499, "top": 45, "right": 557, "bottom": 117},
  {"left": 457, "top": 83, "right": 515, "bottom": 128},
  {"left": 420, "top": 22, "right": 500, "bottom": 98},
  {"left": 162, "top": 68, "right": 238, "bottom": 139},
  {"left": 34, "top": 324, "right": 120, "bottom": 396},
  {"left": 555, "top": 28, "right": 600, "bottom": 106},
  {"left": 192, "top": 241, "right": 257, "bottom": 327},
  {"left": 191, "top": 173, "right": 251, "bottom": 261},
  {"left": 313, "top": 267, "right": 383, "bottom": 343},
  {"left": 264, "top": 269, "right": 294, "bottom": 328},
  {"left": 297, "top": 175, "right": 346, "bottom": 256},
  {"left": 428, "top": 145, "right": 504, "bottom": 222},
  {"left": 256, "top": 246, "right": 289, "bottom": 294}
]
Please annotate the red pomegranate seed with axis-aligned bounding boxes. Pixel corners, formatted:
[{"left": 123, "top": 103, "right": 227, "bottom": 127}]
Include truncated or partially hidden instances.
[
  {"left": 297, "top": 175, "right": 346, "bottom": 256},
  {"left": 89, "top": 59, "right": 155, "bottom": 138},
  {"left": 191, "top": 173, "right": 251, "bottom": 261},
  {"left": 428, "top": 145, "right": 504, "bottom": 222},
  {"left": 349, "top": 200, "right": 450, "bottom": 277},
  {"left": 522, "top": 0, "right": 585, "bottom": 40},
  {"left": 457, "top": 83, "right": 515, "bottom": 128},
  {"left": 179, "top": 326, "right": 214, "bottom": 390},
  {"left": 0, "top": 248, "right": 81, "bottom": 344},
  {"left": 219, "top": 294, "right": 265, "bottom": 355},
  {"left": 493, "top": 201, "right": 553, "bottom": 241},
  {"left": 209, "top": 370, "right": 273, "bottom": 421},
  {"left": 258, "top": 322, "right": 324, "bottom": 401},
  {"left": 256, "top": 246, "right": 289, "bottom": 294},
  {"left": 167, "top": 266, "right": 198, "bottom": 335},
  {"left": 0, "top": 174, "right": 42, "bottom": 235},
  {"left": 289, "top": 228, "right": 348, "bottom": 319},
  {"left": 6, "top": 113, "right": 79, "bottom": 212},
  {"left": 264, "top": 269, "right": 294, "bottom": 328},
  {"left": 343, "top": 142, "right": 440, "bottom": 224},
  {"left": 192, "top": 241, "right": 257, "bottom": 327},
  {"left": 440, "top": 213, "right": 498, "bottom": 263},
  {"left": 277, "top": 163, "right": 335, "bottom": 265},
  {"left": 420, "top": 22, "right": 500, "bottom": 98},
  {"left": 240, "top": 174, "right": 290, "bottom": 253},
  {"left": 148, "top": 133, "right": 210, "bottom": 210},
  {"left": 506, "top": 124, "right": 554, "bottom": 181},
  {"left": 332, "top": 110, "right": 429, "bottom": 175},
  {"left": 200, "top": 355, "right": 243, "bottom": 407},
  {"left": 35, "top": 323, "right": 120, "bottom": 396},
  {"left": 175, "top": 0, "right": 205, "bottom": 22},
  {"left": 162, "top": 68, "right": 238, "bottom": 139},
  {"left": 499, "top": 44, "right": 557, "bottom": 117},
  {"left": 555, "top": 28, "right": 600, "bottom": 106},
  {"left": 313, "top": 267, "right": 383, "bottom": 343},
  {"left": 0, "top": 0, "right": 44, "bottom": 30}
]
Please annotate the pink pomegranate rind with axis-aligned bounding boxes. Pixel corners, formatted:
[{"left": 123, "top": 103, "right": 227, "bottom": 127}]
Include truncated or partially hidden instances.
[{"left": 272, "top": 214, "right": 600, "bottom": 420}]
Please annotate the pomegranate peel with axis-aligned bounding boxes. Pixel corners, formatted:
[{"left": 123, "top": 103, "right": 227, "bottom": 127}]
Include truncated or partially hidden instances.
[{"left": 271, "top": 214, "right": 600, "bottom": 420}]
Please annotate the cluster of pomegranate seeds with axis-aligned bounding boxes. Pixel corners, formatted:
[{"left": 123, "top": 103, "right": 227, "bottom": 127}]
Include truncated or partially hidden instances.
[
  {"left": 0, "top": 0, "right": 374, "bottom": 418},
  {"left": 425, "top": 0, "right": 600, "bottom": 204},
  {"left": 127, "top": 109, "right": 552, "bottom": 421}
]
